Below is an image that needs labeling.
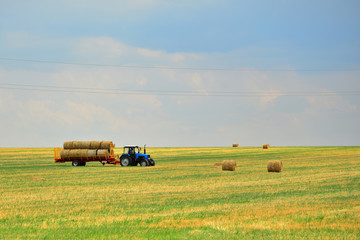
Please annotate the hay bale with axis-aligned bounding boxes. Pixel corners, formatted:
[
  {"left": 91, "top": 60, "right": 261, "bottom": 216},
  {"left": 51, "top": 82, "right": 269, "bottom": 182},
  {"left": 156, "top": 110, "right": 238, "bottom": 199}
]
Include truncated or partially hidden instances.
[
  {"left": 82, "top": 150, "right": 90, "bottom": 157},
  {"left": 87, "top": 149, "right": 97, "bottom": 156},
  {"left": 222, "top": 160, "right": 236, "bottom": 171},
  {"left": 72, "top": 149, "right": 87, "bottom": 157},
  {"left": 97, "top": 149, "right": 110, "bottom": 158},
  {"left": 263, "top": 144, "right": 270, "bottom": 149},
  {"left": 267, "top": 160, "right": 283, "bottom": 172},
  {"left": 74, "top": 141, "right": 92, "bottom": 149},
  {"left": 61, "top": 149, "right": 91, "bottom": 158},
  {"left": 64, "top": 141, "right": 113, "bottom": 149},
  {"left": 212, "top": 162, "right": 222, "bottom": 168},
  {"left": 100, "top": 141, "right": 113, "bottom": 150},
  {"left": 232, "top": 143, "right": 239, "bottom": 147},
  {"left": 90, "top": 141, "right": 101, "bottom": 149},
  {"left": 60, "top": 149, "right": 70, "bottom": 158},
  {"left": 71, "top": 141, "right": 81, "bottom": 149},
  {"left": 63, "top": 141, "right": 74, "bottom": 149}
]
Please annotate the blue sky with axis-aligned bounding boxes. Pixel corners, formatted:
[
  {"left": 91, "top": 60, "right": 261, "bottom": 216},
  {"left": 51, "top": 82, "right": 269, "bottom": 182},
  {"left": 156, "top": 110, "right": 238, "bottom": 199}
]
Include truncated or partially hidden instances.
[{"left": 0, "top": 0, "right": 359, "bottom": 147}]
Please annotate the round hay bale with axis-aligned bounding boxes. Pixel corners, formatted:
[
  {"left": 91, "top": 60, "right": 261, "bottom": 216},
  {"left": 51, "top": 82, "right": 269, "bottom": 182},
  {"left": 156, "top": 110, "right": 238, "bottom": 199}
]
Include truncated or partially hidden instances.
[
  {"left": 67, "top": 149, "right": 83, "bottom": 157},
  {"left": 263, "top": 144, "right": 270, "bottom": 149},
  {"left": 267, "top": 160, "right": 283, "bottom": 172},
  {"left": 212, "top": 162, "right": 222, "bottom": 168},
  {"left": 100, "top": 141, "right": 113, "bottom": 150},
  {"left": 60, "top": 149, "right": 71, "bottom": 158},
  {"left": 61, "top": 149, "right": 93, "bottom": 159},
  {"left": 77, "top": 141, "right": 91, "bottom": 149},
  {"left": 97, "top": 149, "right": 110, "bottom": 158},
  {"left": 63, "top": 141, "right": 74, "bottom": 149},
  {"left": 90, "top": 141, "right": 101, "bottom": 149},
  {"left": 82, "top": 149, "right": 90, "bottom": 157},
  {"left": 72, "top": 149, "right": 80, "bottom": 157},
  {"left": 72, "top": 141, "right": 81, "bottom": 149},
  {"left": 232, "top": 143, "right": 239, "bottom": 147},
  {"left": 61, "top": 149, "right": 78, "bottom": 158},
  {"left": 69, "top": 150, "right": 76, "bottom": 157},
  {"left": 222, "top": 160, "right": 236, "bottom": 171},
  {"left": 87, "top": 149, "right": 97, "bottom": 157},
  {"left": 63, "top": 141, "right": 113, "bottom": 150},
  {"left": 79, "top": 149, "right": 89, "bottom": 157}
]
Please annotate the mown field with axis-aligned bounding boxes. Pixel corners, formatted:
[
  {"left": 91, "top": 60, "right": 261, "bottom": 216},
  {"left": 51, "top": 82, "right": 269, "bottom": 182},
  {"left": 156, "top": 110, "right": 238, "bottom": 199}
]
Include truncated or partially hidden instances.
[{"left": 0, "top": 146, "right": 359, "bottom": 239}]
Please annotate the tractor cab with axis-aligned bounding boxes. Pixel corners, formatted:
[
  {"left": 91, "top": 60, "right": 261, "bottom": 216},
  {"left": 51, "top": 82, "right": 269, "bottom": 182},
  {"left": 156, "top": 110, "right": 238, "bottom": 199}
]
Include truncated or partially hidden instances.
[{"left": 120, "top": 145, "right": 155, "bottom": 167}]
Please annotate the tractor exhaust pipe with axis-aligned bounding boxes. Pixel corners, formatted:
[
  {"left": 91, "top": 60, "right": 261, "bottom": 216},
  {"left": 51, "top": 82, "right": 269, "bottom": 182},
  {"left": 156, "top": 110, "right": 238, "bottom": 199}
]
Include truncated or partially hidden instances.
[{"left": 144, "top": 144, "right": 146, "bottom": 154}]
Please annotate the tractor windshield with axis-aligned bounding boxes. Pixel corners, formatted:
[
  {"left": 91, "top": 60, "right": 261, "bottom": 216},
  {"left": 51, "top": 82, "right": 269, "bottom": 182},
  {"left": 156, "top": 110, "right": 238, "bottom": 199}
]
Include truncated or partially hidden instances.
[{"left": 124, "top": 147, "right": 139, "bottom": 154}]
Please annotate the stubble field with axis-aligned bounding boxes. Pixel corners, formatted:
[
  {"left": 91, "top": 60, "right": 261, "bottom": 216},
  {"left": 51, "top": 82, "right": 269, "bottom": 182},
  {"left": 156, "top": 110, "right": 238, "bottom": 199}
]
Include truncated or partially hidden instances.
[{"left": 0, "top": 146, "right": 359, "bottom": 239}]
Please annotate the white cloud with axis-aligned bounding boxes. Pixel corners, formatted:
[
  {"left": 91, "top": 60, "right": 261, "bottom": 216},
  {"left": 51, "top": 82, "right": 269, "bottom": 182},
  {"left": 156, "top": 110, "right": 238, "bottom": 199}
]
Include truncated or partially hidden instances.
[
  {"left": 190, "top": 73, "right": 203, "bottom": 88},
  {"left": 306, "top": 94, "right": 358, "bottom": 114},
  {"left": 27, "top": 100, "right": 64, "bottom": 124},
  {"left": 259, "top": 91, "right": 284, "bottom": 105},
  {"left": 137, "top": 48, "right": 163, "bottom": 58},
  {"left": 73, "top": 37, "right": 129, "bottom": 61},
  {"left": 171, "top": 53, "right": 185, "bottom": 62},
  {"left": 136, "top": 76, "right": 148, "bottom": 87},
  {"left": 69, "top": 37, "right": 200, "bottom": 69}
]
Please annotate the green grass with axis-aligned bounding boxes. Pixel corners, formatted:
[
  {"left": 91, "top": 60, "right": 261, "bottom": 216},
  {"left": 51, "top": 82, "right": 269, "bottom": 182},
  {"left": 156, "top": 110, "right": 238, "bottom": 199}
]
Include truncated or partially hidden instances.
[{"left": 0, "top": 146, "right": 359, "bottom": 239}]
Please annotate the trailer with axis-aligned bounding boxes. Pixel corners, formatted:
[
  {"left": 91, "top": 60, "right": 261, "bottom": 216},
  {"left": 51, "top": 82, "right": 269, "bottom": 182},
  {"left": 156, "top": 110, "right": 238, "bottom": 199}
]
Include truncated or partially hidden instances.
[{"left": 54, "top": 141, "right": 120, "bottom": 166}]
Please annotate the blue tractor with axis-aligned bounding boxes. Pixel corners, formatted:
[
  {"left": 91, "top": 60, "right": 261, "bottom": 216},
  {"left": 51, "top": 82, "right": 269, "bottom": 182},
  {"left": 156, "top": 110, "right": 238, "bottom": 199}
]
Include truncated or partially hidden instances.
[{"left": 120, "top": 145, "right": 155, "bottom": 167}]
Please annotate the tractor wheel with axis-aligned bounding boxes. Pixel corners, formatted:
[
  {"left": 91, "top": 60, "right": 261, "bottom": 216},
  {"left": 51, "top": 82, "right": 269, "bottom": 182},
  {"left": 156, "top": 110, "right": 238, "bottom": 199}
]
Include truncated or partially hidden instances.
[
  {"left": 140, "top": 159, "right": 149, "bottom": 167},
  {"left": 120, "top": 157, "right": 131, "bottom": 167},
  {"left": 149, "top": 159, "right": 155, "bottom": 166},
  {"left": 72, "top": 160, "right": 80, "bottom": 167}
]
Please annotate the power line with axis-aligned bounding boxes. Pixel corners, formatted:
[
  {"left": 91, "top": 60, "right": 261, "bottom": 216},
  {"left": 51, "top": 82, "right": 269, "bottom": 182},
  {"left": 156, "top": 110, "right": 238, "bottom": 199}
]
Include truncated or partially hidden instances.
[
  {"left": 1, "top": 57, "right": 359, "bottom": 72},
  {"left": 6, "top": 82, "right": 357, "bottom": 94},
  {"left": 0, "top": 83, "right": 359, "bottom": 97}
]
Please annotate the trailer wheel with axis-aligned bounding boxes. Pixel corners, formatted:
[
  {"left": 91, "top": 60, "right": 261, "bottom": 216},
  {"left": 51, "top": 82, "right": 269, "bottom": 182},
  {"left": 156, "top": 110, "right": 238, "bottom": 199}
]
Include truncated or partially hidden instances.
[
  {"left": 140, "top": 159, "right": 149, "bottom": 167},
  {"left": 72, "top": 160, "right": 80, "bottom": 167},
  {"left": 120, "top": 157, "right": 131, "bottom": 167},
  {"left": 80, "top": 162, "right": 86, "bottom": 166}
]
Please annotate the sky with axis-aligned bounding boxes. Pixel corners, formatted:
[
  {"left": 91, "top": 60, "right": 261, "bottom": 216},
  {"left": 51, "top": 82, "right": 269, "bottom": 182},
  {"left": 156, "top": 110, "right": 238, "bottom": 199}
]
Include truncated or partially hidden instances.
[{"left": 0, "top": 0, "right": 359, "bottom": 147}]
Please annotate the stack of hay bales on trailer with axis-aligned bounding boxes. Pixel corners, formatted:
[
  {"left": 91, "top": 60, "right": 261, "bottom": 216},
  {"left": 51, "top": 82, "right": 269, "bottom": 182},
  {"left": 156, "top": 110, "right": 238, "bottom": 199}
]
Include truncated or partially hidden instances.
[
  {"left": 232, "top": 143, "right": 239, "bottom": 147},
  {"left": 60, "top": 141, "right": 114, "bottom": 161}
]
